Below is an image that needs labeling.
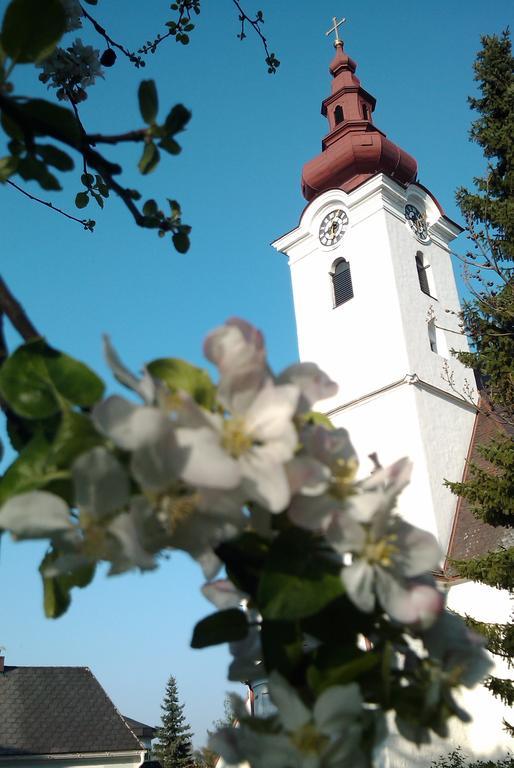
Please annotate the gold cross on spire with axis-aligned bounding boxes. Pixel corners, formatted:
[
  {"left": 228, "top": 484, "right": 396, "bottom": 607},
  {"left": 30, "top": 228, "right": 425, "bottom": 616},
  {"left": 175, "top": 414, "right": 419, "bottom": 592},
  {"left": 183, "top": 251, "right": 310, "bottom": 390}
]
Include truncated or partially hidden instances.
[{"left": 325, "top": 15, "right": 346, "bottom": 47}]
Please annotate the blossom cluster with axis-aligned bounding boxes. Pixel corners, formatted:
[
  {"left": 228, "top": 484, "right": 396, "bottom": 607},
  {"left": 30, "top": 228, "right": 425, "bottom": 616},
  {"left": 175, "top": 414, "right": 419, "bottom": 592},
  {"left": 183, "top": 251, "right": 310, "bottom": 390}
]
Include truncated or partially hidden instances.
[
  {"left": 39, "top": 38, "right": 103, "bottom": 103},
  {"left": 0, "top": 318, "right": 492, "bottom": 765}
]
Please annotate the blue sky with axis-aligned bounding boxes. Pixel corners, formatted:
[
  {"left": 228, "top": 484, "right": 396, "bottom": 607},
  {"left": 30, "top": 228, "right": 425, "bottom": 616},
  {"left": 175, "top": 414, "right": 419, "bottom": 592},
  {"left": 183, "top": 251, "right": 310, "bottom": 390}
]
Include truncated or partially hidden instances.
[{"left": 1, "top": 0, "right": 512, "bottom": 748}]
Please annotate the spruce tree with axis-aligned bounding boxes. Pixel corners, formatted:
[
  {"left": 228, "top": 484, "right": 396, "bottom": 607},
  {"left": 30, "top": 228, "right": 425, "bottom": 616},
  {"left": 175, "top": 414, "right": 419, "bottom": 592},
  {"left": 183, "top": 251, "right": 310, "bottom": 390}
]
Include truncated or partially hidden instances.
[
  {"left": 446, "top": 29, "right": 514, "bottom": 734},
  {"left": 155, "top": 676, "right": 194, "bottom": 768}
]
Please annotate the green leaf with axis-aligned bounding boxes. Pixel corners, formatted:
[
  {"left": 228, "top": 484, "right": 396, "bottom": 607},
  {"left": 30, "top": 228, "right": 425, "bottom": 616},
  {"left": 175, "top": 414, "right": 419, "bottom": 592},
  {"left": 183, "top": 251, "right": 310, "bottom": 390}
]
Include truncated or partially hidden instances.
[
  {"left": 0, "top": 154, "right": 18, "bottom": 181},
  {"left": 307, "top": 649, "right": 380, "bottom": 695},
  {"left": 81, "top": 172, "right": 94, "bottom": 187},
  {"left": 142, "top": 198, "right": 158, "bottom": 216},
  {"left": 147, "top": 357, "right": 216, "bottom": 409},
  {"left": 216, "top": 532, "right": 270, "bottom": 596},
  {"left": 159, "top": 136, "right": 181, "bottom": 155},
  {"left": 1, "top": 0, "right": 66, "bottom": 63},
  {"left": 138, "top": 79, "right": 158, "bottom": 124},
  {"left": 1, "top": 111, "right": 24, "bottom": 140},
  {"left": 191, "top": 609, "right": 248, "bottom": 649},
  {"left": 36, "top": 143, "right": 74, "bottom": 171},
  {"left": 138, "top": 142, "right": 159, "bottom": 175},
  {"left": 302, "top": 411, "right": 334, "bottom": 429},
  {"left": 17, "top": 156, "right": 61, "bottom": 190},
  {"left": 172, "top": 231, "right": 190, "bottom": 253},
  {"left": 0, "top": 432, "right": 66, "bottom": 505},
  {"left": 258, "top": 528, "right": 344, "bottom": 620},
  {"left": 18, "top": 99, "right": 80, "bottom": 144},
  {"left": 261, "top": 619, "right": 304, "bottom": 679},
  {"left": 0, "top": 340, "right": 105, "bottom": 419},
  {"left": 40, "top": 548, "right": 95, "bottom": 619},
  {"left": 164, "top": 104, "right": 191, "bottom": 134},
  {"left": 49, "top": 410, "right": 104, "bottom": 468},
  {"left": 75, "top": 191, "right": 89, "bottom": 209}
]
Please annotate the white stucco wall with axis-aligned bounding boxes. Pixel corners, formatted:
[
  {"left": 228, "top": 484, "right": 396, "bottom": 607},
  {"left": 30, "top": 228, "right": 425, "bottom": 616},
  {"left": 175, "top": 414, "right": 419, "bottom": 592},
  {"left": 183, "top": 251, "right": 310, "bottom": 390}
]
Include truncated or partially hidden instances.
[
  {"left": 0, "top": 752, "right": 145, "bottom": 768},
  {"left": 272, "top": 173, "right": 476, "bottom": 549}
]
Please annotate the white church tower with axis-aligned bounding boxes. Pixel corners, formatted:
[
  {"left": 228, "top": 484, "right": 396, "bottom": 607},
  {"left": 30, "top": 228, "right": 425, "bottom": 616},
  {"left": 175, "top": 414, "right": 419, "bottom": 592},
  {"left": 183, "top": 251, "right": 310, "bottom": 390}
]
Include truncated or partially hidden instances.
[
  {"left": 272, "top": 23, "right": 513, "bottom": 762},
  {"left": 272, "top": 28, "right": 476, "bottom": 554}
]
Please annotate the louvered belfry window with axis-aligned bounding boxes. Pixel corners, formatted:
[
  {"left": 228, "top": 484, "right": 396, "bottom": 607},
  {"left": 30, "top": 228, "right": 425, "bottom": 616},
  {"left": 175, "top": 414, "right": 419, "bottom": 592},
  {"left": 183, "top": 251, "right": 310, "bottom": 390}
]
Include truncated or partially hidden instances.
[
  {"left": 416, "top": 253, "right": 430, "bottom": 295},
  {"left": 332, "top": 259, "right": 354, "bottom": 307}
]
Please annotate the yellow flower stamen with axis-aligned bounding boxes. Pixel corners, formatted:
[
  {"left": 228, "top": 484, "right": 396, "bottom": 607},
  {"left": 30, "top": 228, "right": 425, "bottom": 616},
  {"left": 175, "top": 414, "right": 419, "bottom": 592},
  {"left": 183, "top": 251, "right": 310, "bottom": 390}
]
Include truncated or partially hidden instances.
[
  {"left": 363, "top": 533, "right": 399, "bottom": 568},
  {"left": 330, "top": 457, "right": 359, "bottom": 500},
  {"left": 290, "top": 723, "right": 328, "bottom": 754},
  {"left": 221, "top": 417, "right": 253, "bottom": 459},
  {"left": 159, "top": 492, "right": 199, "bottom": 534}
]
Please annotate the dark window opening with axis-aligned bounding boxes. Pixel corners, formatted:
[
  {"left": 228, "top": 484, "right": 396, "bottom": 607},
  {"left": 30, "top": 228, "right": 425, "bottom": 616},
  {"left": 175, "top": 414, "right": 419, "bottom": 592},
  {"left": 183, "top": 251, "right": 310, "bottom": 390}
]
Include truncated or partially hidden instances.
[
  {"left": 416, "top": 253, "right": 431, "bottom": 295},
  {"left": 332, "top": 259, "right": 354, "bottom": 307},
  {"left": 362, "top": 104, "right": 369, "bottom": 120},
  {"left": 334, "top": 105, "right": 344, "bottom": 125},
  {"left": 428, "top": 320, "right": 438, "bottom": 353}
]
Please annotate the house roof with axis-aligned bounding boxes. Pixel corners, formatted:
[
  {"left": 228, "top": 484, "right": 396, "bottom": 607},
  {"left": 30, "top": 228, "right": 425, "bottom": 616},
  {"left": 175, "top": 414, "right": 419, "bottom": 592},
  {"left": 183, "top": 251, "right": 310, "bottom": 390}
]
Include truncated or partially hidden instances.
[
  {"left": 123, "top": 716, "right": 157, "bottom": 739},
  {"left": 445, "top": 404, "right": 514, "bottom": 575},
  {"left": 0, "top": 666, "right": 143, "bottom": 757}
]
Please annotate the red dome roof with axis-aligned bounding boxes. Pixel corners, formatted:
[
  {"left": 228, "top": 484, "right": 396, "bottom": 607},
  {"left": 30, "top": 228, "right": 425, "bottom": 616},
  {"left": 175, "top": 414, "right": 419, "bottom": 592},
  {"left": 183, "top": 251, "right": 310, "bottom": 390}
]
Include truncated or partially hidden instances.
[{"left": 301, "top": 42, "right": 417, "bottom": 201}]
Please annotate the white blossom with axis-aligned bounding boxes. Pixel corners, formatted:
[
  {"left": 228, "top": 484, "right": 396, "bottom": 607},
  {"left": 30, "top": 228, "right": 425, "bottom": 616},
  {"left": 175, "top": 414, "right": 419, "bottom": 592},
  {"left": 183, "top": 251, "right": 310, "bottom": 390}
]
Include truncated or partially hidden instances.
[
  {"left": 39, "top": 39, "right": 104, "bottom": 102},
  {"left": 177, "top": 380, "right": 299, "bottom": 512},
  {"left": 59, "top": 0, "right": 83, "bottom": 31},
  {"left": 0, "top": 490, "right": 73, "bottom": 539},
  {"left": 211, "top": 673, "right": 368, "bottom": 768},
  {"left": 204, "top": 317, "right": 270, "bottom": 413},
  {"left": 326, "top": 459, "right": 443, "bottom": 624},
  {"left": 72, "top": 446, "right": 129, "bottom": 519},
  {"left": 288, "top": 425, "right": 358, "bottom": 530}
]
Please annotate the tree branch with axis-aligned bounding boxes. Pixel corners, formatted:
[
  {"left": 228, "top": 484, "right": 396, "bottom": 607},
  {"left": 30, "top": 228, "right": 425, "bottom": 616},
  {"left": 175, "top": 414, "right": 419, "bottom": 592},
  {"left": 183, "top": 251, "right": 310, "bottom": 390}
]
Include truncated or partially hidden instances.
[
  {"left": 0, "top": 93, "right": 158, "bottom": 233},
  {"left": 0, "top": 312, "right": 8, "bottom": 366},
  {"left": 80, "top": 4, "right": 144, "bottom": 67},
  {"left": 0, "top": 276, "right": 41, "bottom": 342},
  {"left": 231, "top": 0, "right": 279, "bottom": 72},
  {"left": 87, "top": 128, "right": 147, "bottom": 145},
  {"left": 5, "top": 179, "right": 95, "bottom": 230}
]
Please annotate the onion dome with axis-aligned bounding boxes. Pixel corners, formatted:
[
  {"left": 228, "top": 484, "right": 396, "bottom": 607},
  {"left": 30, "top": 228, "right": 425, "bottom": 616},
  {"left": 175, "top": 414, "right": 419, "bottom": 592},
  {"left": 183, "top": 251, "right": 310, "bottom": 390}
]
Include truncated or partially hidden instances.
[{"left": 302, "top": 40, "right": 418, "bottom": 201}]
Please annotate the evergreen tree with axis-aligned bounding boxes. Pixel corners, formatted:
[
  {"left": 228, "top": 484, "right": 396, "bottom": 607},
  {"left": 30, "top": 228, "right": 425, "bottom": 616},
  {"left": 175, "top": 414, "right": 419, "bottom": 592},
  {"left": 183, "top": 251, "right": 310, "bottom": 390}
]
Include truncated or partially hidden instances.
[
  {"left": 447, "top": 29, "right": 514, "bottom": 734},
  {"left": 155, "top": 676, "right": 194, "bottom": 768}
]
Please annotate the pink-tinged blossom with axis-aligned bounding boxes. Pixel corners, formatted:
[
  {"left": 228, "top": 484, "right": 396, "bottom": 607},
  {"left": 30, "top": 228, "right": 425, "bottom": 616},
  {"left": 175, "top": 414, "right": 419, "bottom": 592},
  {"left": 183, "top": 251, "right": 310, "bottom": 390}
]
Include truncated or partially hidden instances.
[
  {"left": 277, "top": 362, "right": 338, "bottom": 412},
  {"left": 204, "top": 317, "right": 269, "bottom": 412},
  {"left": 326, "top": 458, "right": 442, "bottom": 624},
  {"left": 288, "top": 425, "right": 358, "bottom": 531}
]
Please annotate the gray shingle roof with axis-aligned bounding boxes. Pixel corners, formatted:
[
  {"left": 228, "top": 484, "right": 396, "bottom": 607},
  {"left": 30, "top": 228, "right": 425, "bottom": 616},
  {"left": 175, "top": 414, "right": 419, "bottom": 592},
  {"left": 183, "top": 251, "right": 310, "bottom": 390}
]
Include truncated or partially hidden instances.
[{"left": 0, "top": 666, "right": 143, "bottom": 757}]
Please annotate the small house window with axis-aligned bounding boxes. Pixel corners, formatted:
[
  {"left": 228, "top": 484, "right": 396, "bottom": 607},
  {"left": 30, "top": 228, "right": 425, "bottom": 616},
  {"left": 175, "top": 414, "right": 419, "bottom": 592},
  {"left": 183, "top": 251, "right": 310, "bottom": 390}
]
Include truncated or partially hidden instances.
[
  {"left": 416, "top": 252, "right": 431, "bottom": 296},
  {"left": 334, "top": 105, "right": 344, "bottom": 125},
  {"left": 331, "top": 259, "right": 354, "bottom": 307},
  {"left": 428, "top": 319, "right": 438, "bottom": 353}
]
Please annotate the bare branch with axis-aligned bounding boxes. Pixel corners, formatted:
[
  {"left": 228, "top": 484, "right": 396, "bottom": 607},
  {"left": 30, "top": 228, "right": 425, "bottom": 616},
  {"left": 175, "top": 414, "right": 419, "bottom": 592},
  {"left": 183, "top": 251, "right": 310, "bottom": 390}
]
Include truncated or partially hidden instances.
[
  {"left": 0, "top": 276, "right": 41, "bottom": 342},
  {"left": 80, "top": 4, "right": 145, "bottom": 67},
  {"left": 5, "top": 179, "right": 95, "bottom": 230},
  {"left": 87, "top": 128, "right": 147, "bottom": 145},
  {"left": 232, "top": 1, "right": 279, "bottom": 72},
  {"left": 0, "top": 312, "right": 8, "bottom": 366}
]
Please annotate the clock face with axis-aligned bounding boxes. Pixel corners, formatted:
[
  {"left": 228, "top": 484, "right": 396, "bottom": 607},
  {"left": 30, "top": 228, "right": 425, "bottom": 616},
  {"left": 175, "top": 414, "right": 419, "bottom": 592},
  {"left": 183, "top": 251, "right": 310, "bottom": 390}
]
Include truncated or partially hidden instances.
[
  {"left": 405, "top": 204, "right": 430, "bottom": 243},
  {"left": 319, "top": 209, "right": 349, "bottom": 246}
]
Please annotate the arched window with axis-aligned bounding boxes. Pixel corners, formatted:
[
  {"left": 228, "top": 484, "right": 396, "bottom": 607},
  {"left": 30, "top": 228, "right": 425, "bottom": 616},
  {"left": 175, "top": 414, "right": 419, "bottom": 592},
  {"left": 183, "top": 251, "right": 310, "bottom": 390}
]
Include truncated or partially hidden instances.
[
  {"left": 334, "top": 105, "right": 344, "bottom": 125},
  {"left": 416, "top": 252, "right": 431, "bottom": 296},
  {"left": 331, "top": 258, "right": 354, "bottom": 307}
]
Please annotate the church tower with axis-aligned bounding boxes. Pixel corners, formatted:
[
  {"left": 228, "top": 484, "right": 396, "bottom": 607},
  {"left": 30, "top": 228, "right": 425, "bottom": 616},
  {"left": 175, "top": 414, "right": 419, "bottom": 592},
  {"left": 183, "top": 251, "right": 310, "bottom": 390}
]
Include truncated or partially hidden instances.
[{"left": 272, "top": 25, "right": 477, "bottom": 552}]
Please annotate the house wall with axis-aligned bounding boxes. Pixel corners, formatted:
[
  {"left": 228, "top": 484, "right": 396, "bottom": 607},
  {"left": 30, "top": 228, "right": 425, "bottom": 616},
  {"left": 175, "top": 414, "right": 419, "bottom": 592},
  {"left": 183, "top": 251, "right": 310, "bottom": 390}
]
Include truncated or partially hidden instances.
[{"left": 0, "top": 751, "right": 145, "bottom": 768}]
